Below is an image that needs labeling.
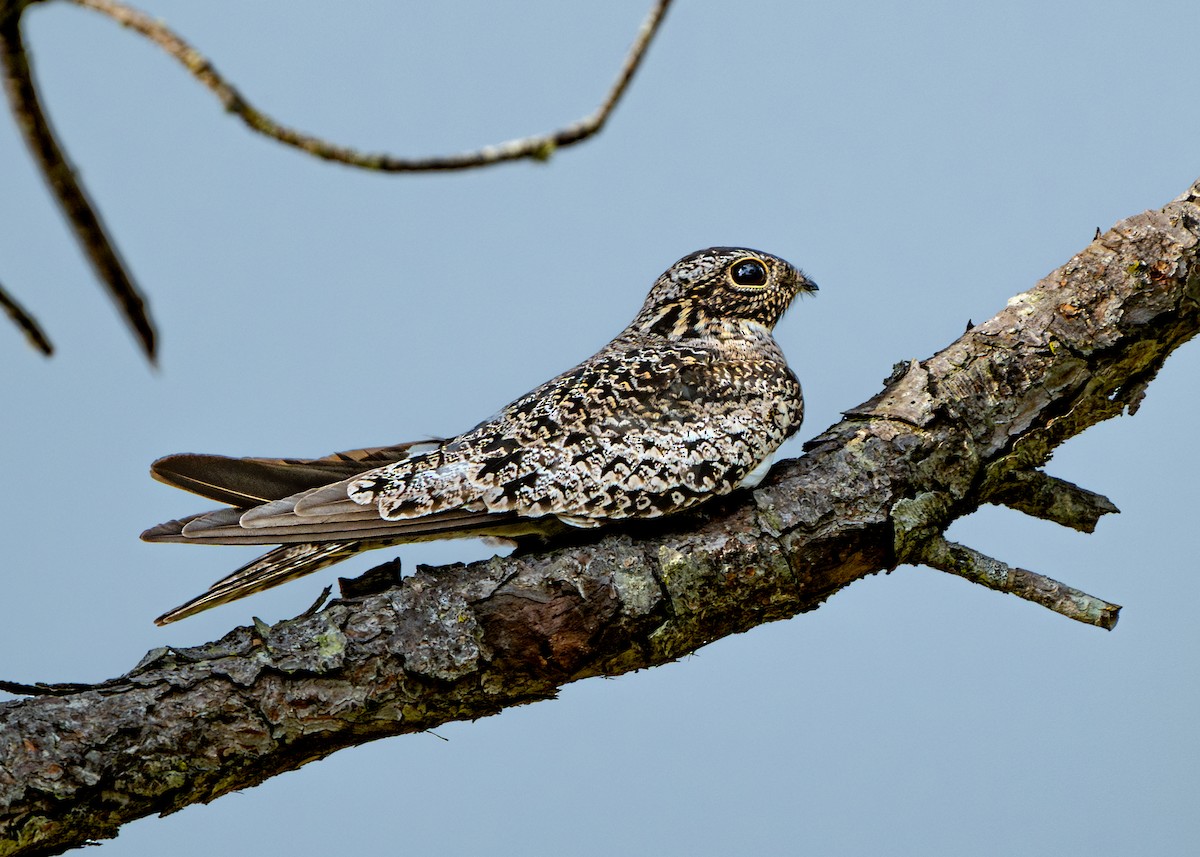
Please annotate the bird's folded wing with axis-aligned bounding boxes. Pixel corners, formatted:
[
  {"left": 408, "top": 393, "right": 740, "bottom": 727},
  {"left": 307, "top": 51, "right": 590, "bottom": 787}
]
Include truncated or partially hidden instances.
[
  {"left": 148, "top": 440, "right": 441, "bottom": 506},
  {"left": 143, "top": 438, "right": 526, "bottom": 545},
  {"left": 142, "top": 505, "right": 519, "bottom": 545}
]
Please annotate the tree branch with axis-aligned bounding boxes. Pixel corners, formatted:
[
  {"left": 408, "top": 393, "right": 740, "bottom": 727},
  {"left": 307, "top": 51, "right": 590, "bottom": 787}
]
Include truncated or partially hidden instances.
[
  {"left": 0, "top": 278, "right": 52, "bottom": 355},
  {"left": 1, "top": 0, "right": 669, "bottom": 362},
  {"left": 981, "top": 468, "right": 1119, "bottom": 533},
  {"left": 68, "top": 0, "right": 673, "bottom": 171},
  {"left": 0, "top": 2, "right": 156, "bottom": 361},
  {"left": 915, "top": 535, "right": 1120, "bottom": 629},
  {"left": 2, "top": 179, "right": 1199, "bottom": 855}
]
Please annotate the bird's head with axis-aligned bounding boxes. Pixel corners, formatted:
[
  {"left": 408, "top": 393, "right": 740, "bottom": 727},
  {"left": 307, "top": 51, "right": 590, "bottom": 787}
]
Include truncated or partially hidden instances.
[{"left": 629, "top": 247, "right": 817, "bottom": 338}]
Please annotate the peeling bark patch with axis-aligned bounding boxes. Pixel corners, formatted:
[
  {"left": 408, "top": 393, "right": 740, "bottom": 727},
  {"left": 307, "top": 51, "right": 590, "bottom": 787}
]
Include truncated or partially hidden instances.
[
  {"left": 844, "top": 360, "right": 935, "bottom": 427},
  {"left": 477, "top": 578, "right": 619, "bottom": 680}
]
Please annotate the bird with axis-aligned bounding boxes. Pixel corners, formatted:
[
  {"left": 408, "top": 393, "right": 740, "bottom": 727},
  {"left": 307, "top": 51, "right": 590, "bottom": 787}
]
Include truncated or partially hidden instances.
[{"left": 144, "top": 247, "right": 818, "bottom": 624}]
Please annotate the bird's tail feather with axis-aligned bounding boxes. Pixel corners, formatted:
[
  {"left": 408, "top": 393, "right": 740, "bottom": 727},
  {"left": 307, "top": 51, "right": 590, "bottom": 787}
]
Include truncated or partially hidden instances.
[{"left": 154, "top": 540, "right": 375, "bottom": 625}]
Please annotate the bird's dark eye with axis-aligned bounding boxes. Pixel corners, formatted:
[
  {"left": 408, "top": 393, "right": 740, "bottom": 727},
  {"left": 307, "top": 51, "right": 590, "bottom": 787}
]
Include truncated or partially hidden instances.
[{"left": 730, "top": 258, "right": 768, "bottom": 287}]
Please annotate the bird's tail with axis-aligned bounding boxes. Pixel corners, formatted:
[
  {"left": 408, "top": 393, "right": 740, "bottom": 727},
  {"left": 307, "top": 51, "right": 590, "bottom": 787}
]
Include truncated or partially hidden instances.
[{"left": 155, "top": 541, "right": 370, "bottom": 625}]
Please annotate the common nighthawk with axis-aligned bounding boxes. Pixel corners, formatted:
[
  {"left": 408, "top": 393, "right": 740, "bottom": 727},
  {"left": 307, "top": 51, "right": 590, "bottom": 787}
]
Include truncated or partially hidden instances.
[{"left": 144, "top": 248, "right": 817, "bottom": 624}]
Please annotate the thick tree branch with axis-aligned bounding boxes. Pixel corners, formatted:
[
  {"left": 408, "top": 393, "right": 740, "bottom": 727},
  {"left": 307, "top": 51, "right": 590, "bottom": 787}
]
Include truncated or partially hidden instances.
[
  {"left": 2, "top": 180, "right": 1199, "bottom": 855},
  {"left": 68, "top": 0, "right": 673, "bottom": 171}
]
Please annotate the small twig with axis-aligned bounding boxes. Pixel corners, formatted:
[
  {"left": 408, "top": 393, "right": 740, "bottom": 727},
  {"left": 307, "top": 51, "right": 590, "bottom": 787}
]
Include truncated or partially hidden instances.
[
  {"left": 70, "top": 0, "right": 673, "bottom": 172},
  {"left": 300, "top": 585, "right": 333, "bottom": 619},
  {"left": 0, "top": 278, "right": 52, "bottom": 355},
  {"left": 919, "top": 536, "right": 1120, "bottom": 630},
  {"left": 0, "top": 7, "right": 156, "bottom": 361},
  {"left": 983, "top": 469, "right": 1119, "bottom": 533}
]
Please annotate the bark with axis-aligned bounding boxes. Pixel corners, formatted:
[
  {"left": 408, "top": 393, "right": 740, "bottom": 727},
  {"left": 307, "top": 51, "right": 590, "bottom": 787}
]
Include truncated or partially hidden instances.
[{"left": 2, "top": 181, "right": 1199, "bottom": 855}]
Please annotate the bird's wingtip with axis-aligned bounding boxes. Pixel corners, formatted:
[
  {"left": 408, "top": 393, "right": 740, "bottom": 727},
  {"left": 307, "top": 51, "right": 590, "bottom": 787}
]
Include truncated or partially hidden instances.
[{"left": 141, "top": 515, "right": 201, "bottom": 543}]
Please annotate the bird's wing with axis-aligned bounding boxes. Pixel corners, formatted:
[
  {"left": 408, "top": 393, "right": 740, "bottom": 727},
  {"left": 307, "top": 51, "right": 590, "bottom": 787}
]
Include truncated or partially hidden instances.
[
  {"left": 149, "top": 440, "right": 441, "bottom": 506},
  {"left": 143, "top": 438, "right": 546, "bottom": 546},
  {"left": 143, "top": 504, "right": 527, "bottom": 544},
  {"left": 338, "top": 341, "right": 802, "bottom": 524}
]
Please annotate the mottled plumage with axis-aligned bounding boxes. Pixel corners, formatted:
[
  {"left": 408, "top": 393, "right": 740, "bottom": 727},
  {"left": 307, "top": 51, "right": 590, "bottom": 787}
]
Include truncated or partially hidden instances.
[{"left": 145, "top": 248, "right": 817, "bottom": 624}]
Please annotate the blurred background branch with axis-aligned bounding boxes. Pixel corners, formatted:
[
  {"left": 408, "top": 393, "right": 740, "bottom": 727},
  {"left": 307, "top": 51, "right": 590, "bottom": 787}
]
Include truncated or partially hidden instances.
[
  {"left": 0, "top": 277, "right": 51, "bottom": 355},
  {"left": 0, "top": 0, "right": 672, "bottom": 360},
  {"left": 70, "top": 0, "right": 672, "bottom": 171},
  {"left": 1, "top": 3, "right": 155, "bottom": 360}
]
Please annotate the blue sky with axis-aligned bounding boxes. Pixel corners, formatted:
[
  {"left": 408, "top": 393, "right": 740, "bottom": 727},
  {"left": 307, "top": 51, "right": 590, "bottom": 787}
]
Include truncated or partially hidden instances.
[{"left": 2, "top": 2, "right": 1198, "bottom": 854}]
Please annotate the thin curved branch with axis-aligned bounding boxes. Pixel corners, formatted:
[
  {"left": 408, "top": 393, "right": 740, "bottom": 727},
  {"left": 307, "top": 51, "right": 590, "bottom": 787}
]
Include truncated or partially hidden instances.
[
  {"left": 0, "top": 279, "right": 52, "bottom": 355},
  {"left": 0, "top": 6, "right": 156, "bottom": 361},
  {"left": 1, "top": 180, "right": 1198, "bottom": 855},
  {"left": 1, "top": 1, "right": 668, "bottom": 363},
  {"left": 69, "top": 0, "right": 674, "bottom": 171}
]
